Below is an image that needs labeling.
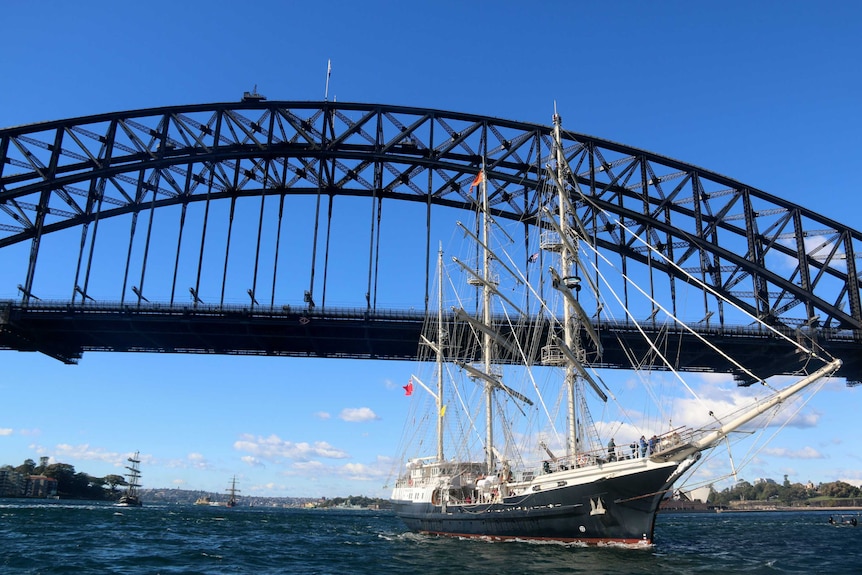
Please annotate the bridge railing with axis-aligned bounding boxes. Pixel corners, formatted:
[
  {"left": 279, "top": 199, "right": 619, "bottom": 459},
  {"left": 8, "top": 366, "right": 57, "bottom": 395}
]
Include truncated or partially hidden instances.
[{"left": 3, "top": 299, "right": 859, "bottom": 342}]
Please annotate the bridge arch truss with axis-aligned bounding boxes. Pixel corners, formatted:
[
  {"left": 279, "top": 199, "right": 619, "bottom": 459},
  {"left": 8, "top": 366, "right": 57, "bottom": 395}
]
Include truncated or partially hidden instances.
[{"left": 1, "top": 101, "right": 859, "bottom": 378}]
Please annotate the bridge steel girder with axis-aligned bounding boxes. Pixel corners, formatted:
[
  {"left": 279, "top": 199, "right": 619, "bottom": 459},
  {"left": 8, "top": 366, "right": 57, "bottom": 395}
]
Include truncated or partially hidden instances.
[
  {"left": 1, "top": 101, "right": 860, "bottom": 380},
  {"left": 1, "top": 302, "right": 859, "bottom": 384}
]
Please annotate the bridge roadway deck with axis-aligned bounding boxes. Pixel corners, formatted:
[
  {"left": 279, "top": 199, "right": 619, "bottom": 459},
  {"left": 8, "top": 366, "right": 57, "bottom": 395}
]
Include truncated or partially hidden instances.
[{"left": 1, "top": 301, "right": 859, "bottom": 385}]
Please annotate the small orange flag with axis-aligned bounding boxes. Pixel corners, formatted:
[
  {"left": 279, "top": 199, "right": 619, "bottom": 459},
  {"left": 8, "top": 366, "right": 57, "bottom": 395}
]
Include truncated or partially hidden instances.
[{"left": 470, "top": 170, "right": 484, "bottom": 189}]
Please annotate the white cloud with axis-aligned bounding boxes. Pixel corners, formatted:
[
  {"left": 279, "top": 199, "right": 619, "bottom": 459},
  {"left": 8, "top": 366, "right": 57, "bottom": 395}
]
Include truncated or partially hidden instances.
[
  {"left": 339, "top": 407, "right": 380, "bottom": 422},
  {"left": 163, "top": 456, "right": 202, "bottom": 470},
  {"left": 772, "top": 235, "right": 848, "bottom": 274},
  {"left": 762, "top": 446, "right": 824, "bottom": 459},
  {"left": 233, "top": 433, "right": 350, "bottom": 461},
  {"left": 839, "top": 477, "right": 862, "bottom": 488},
  {"left": 694, "top": 372, "right": 736, "bottom": 386},
  {"left": 250, "top": 482, "right": 288, "bottom": 493},
  {"left": 292, "top": 460, "right": 326, "bottom": 472},
  {"left": 282, "top": 455, "right": 393, "bottom": 482},
  {"left": 658, "top": 377, "right": 822, "bottom": 432},
  {"left": 38, "top": 445, "right": 158, "bottom": 470},
  {"left": 314, "top": 411, "right": 331, "bottom": 420},
  {"left": 338, "top": 462, "right": 389, "bottom": 481},
  {"left": 53, "top": 444, "right": 124, "bottom": 465},
  {"left": 241, "top": 455, "right": 264, "bottom": 467},
  {"left": 0, "top": 428, "right": 12, "bottom": 436},
  {"left": 185, "top": 453, "right": 211, "bottom": 469}
]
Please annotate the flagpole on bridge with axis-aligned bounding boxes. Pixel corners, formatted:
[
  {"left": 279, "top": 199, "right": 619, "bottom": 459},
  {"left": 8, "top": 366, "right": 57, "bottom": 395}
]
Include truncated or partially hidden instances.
[{"left": 324, "top": 59, "right": 331, "bottom": 101}]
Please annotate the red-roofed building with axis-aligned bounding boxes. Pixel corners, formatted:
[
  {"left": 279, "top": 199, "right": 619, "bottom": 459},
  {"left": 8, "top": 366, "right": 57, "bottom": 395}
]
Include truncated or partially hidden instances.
[{"left": 27, "top": 475, "right": 58, "bottom": 498}]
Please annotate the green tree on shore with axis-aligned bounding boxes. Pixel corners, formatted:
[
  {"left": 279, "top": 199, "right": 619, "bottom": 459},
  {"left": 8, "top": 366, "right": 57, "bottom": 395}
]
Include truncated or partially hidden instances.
[
  {"left": 14, "top": 459, "right": 37, "bottom": 475},
  {"left": 104, "top": 474, "right": 126, "bottom": 493},
  {"left": 11, "top": 460, "right": 117, "bottom": 501},
  {"left": 712, "top": 479, "right": 862, "bottom": 506}
]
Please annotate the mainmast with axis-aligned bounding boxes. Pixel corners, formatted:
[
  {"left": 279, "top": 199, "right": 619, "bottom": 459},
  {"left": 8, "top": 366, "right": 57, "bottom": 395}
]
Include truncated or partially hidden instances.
[
  {"left": 125, "top": 451, "right": 142, "bottom": 494},
  {"left": 553, "top": 112, "right": 580, "bottom": 460},
  {"left": 227, "top": 475, "right": 240, "bottom": 506},
  {"left": 436, "top": 242, "right": 445, "bottom": 463},
  {"left": 480, "top": 164, "right": 495, "bottom": 474}
]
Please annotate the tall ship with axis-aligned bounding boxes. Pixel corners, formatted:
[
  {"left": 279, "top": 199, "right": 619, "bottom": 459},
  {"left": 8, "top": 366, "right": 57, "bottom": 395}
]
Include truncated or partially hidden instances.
[
  {"left": 226, "top": 476, "right": 240, "bottom": 508},
  {"left": 389, "top": 111, "right": 841, "bottom": 545},
  {"left": 116, "top": 451, "right": 143, "bottom": 507}
]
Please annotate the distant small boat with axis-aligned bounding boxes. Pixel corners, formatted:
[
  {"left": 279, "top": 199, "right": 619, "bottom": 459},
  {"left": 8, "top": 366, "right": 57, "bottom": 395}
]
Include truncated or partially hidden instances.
[
  {"left": 828, "top": 515, "right": 858, "bottom": 527},
  {"left": 116, "top": 451, "right": 143, "bottom": 508},
  {"left": 194, "top": 495, "right": 212, "bottom": 506},
  {"left": 226, "top": 476, "right": 240, "bottom": 508}
]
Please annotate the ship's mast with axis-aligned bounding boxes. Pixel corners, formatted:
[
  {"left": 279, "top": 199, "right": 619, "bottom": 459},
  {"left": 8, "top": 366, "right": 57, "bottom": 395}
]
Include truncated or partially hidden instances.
[
  {"left": 553, "top": 112, "right": 580, "bottom": 459},
  {"left": 436, "top": 242, "right": 445, "bottom": 463},
  {"left": 227, "top": 475, "right": 240, "bottom": 504},
  {"left": 480, "top": 163, "right": 495, "bottom": 474},
  {"left": 125, "top": 451, "right": 142, "bottom": 495}
]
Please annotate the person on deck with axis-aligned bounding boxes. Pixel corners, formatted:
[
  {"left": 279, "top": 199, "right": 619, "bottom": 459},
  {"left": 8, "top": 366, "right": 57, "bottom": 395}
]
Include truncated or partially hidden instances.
[
  {"left": 607, "top": 438, "right": 616, "bottom": 462},
  {"left": 639, "top": 436, "right": 647, "bottom": 458}
]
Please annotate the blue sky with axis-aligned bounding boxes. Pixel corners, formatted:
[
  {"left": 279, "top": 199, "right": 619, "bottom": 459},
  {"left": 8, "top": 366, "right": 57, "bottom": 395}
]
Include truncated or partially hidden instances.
[{"left": 1, "top": 1, "right": 860, "bottom": 499}]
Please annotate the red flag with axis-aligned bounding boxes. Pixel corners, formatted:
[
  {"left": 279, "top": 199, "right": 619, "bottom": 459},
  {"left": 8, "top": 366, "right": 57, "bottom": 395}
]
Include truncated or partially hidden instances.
[
  {"left": 403, "top": 378, "right": 414, "bottom": 396},
  {"left": 470, "top": 170, "right": 484, "bottom": 189}
]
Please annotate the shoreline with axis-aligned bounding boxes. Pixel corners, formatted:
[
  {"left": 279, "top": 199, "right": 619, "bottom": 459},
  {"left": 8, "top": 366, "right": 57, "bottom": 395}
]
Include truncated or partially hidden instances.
[
  {"left": 661, "top": 505, "right": 862, "bottom": 514},
  {"left": 720, "top": 506, "right": 862, "bottom": 513}
]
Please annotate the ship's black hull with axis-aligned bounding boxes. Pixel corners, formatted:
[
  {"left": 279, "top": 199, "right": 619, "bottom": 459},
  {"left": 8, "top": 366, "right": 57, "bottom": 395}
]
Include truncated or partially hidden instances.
[
  {"left": 116, "top": 495, "right": 142, "bottom": 507},
  {"left": 392, "top": 465, "right": 678, "bottom": 544}
]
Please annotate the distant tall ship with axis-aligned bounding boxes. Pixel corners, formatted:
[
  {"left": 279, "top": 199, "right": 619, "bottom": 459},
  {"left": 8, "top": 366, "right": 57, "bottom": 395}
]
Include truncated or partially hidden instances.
[
  {"left": 116, "top": 451, "right": 143, "bottom": 507},
  {"left": 389, "top": 111, "right": 842, "bottom": 545},
  {"left": 226, "top": 476, "right": 240, "bottom": 508}
]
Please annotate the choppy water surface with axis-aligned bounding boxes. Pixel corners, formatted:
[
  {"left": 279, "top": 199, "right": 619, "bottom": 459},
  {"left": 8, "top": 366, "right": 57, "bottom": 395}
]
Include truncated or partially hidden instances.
[{"left": 1, "top": 502, "right": 859, "bottom": 574}]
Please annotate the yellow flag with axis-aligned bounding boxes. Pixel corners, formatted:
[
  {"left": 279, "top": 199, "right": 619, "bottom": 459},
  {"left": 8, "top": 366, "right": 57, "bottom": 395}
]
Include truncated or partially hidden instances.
[{"left": 440, "top": 405, "right": 447, "bottom": 418}]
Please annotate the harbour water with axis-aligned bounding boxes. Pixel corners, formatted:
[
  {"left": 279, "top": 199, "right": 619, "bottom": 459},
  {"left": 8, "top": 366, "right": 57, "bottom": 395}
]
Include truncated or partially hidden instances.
[{"left": 1, "top": 501, "right": 860, "bottom": 574}]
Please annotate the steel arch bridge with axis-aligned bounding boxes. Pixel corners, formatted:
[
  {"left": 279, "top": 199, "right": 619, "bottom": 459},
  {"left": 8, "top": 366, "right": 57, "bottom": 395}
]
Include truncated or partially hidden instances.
[{"left": 1, "top": 100, "right": 859, "bottom": 384}]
